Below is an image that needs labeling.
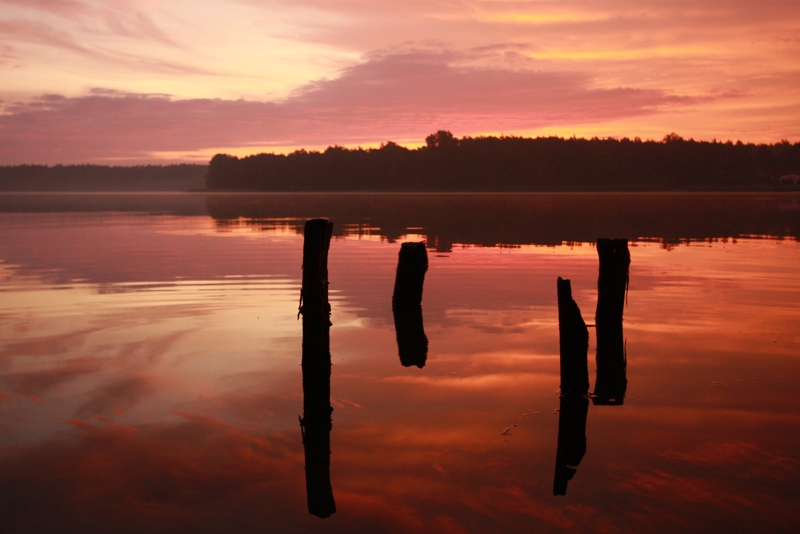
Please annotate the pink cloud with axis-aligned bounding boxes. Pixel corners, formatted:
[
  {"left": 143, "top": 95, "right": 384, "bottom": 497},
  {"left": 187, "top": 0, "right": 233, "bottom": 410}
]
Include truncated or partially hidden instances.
[
  {"left": 0, "top": 18, "right": 90, "bottom": 55},
  {"left": 0, "top": 18, "right": 207, "bottom": 75},
  {"left": 0, "top": 44, "right": 19, "bottom": 65},
  {"left": 0, "top": 0, "right": 86, "bottom": 17},
  {"left": 0, "top": 49, "right": 695, "bottom": 163},
  {"left": 0, "top": 0, "right": 178, "bottom": 45},
  {"left": 259, "top": 0, "right": 800, "bottom": 52}
]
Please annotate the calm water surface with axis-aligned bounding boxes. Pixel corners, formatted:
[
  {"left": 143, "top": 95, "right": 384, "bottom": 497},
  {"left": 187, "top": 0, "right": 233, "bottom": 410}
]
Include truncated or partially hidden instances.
[{"left": 0, "top": 193, "right": 799, "bottom": 533}]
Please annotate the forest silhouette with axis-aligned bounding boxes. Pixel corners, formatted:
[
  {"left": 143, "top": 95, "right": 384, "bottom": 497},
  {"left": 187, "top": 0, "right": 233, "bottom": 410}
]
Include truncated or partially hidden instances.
[{"left": 206, "top": 131, "right": 800, "bottom": 192}]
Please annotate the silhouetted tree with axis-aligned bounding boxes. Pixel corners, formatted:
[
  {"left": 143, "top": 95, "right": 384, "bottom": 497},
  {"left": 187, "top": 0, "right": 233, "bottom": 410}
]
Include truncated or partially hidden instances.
[{"left": 425, "top": 130, "right": 458, "bottom": 149}]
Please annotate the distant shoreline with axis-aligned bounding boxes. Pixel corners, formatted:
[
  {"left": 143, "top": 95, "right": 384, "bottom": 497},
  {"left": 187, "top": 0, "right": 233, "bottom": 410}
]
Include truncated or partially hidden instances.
[{"left": 3, "top": 132, "right": 799, "bottom": 192}]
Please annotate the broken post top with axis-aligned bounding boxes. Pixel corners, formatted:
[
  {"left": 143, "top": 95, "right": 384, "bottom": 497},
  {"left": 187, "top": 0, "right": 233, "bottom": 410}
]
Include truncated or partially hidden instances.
[
  {"left": 557, "top": 277, "right": 586, "bottom": 332},
  {"left": 397, "top": 242, "right": 428, "bottom": 270},
  {"left": 557, "top": 276, "right": 574, "bottom": 301}
]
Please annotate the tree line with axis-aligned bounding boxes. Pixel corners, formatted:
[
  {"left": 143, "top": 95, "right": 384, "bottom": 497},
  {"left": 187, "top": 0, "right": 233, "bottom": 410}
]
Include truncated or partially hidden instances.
[{"left": 206, "top": 131, "right": 800, "bottom": 191}]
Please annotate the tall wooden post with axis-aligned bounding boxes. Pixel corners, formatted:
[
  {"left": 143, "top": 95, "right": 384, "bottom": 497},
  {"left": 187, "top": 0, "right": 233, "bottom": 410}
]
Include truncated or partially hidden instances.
[
  {"left": 299, "top": 219, "right": 335, "bottom": 518},
  {"left": 557, "top": 277, "right": 589, "bottom": 396}
]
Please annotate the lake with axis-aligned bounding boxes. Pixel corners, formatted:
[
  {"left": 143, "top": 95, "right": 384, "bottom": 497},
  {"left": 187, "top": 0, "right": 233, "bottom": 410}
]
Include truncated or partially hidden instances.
[{"left": 1, "top": 192, "right": 799, "bottom": 533}]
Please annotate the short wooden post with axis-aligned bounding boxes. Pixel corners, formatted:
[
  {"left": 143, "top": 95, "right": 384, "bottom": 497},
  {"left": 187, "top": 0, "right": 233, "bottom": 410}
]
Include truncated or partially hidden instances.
[
  {"left": 392, "top": 242, "right": 429, "bottom": 368},
  {"left": 593, "top": 238, "right": 630, "bottom": 405}
]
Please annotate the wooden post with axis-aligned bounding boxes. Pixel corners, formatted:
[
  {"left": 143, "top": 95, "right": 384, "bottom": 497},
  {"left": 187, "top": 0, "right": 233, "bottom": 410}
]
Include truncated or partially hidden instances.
[
  {"left": 299, "top": 219, "right": 335, "bottom": 518},
  {"left": 553, "top": 277, "right": 589, "bottom": 495},
  {"left": 392, "top": 242, "right": 429, "bottom": 368},
  {"left": 556, "top": 277, "right": 589, "bottom": 396},
  {"left": 593, "top": 238, "right": 630, "bottom": 405}
]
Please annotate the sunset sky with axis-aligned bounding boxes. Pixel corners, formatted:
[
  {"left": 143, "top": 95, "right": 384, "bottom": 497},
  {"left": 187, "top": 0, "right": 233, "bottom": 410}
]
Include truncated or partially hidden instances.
[{"left": 1, "top": 0, "right": 799, "bottom": 164}]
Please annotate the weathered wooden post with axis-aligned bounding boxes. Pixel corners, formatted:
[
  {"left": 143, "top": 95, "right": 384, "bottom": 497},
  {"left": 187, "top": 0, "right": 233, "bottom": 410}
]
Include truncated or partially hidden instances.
[
  {"left": 593, "top": 238, "right": 630, "bottom": 405},
  {"left": 553, "top": 277, "right": 589, "bottom": 496},
  {"left": 557, "top": 277, "right": 589, "bottom": 396},
  {"left": 392, "top": 242, "right": 429, "bottom": 368},
  {"left": 299, "top": 219, "right": 335, "bottom": 518}
]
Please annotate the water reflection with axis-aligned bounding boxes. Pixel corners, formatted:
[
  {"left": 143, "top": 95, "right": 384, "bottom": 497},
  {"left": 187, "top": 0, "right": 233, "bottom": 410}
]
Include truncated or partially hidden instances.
[
  {"left": 1, "top": 199, "right": 800, "bottom": 532},
  {"left": 392, "top": 242, "right": 429, "bottom": 368},
  {"left": 200, "top": 192, "right": 800, "bottom": 250},
  {"left": 299, "top": 219, "right": 335, "bottom": 518},
  {"left": 3, "top": 192, "right": 798, "bottom": 249}
]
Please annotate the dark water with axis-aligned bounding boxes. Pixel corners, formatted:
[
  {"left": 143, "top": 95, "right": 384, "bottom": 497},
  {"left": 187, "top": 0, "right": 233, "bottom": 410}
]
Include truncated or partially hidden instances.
[{"left": 0, "top": 193, "right": 799, "bottom": 533}]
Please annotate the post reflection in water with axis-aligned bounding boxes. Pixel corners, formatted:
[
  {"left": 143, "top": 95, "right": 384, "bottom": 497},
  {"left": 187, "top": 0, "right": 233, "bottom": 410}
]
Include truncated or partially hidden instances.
[
  {"left": 298, "top": 219, "right": 336, "bottom": 518},
  {"left": 593, "top": 238, "right": 630, "bottom": 405},
  {"left": 392, "top": 242, "right": 429, "bottom": 368},
  {"left": 553, "top": 277, "right": 590, "bottom": 496}
]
